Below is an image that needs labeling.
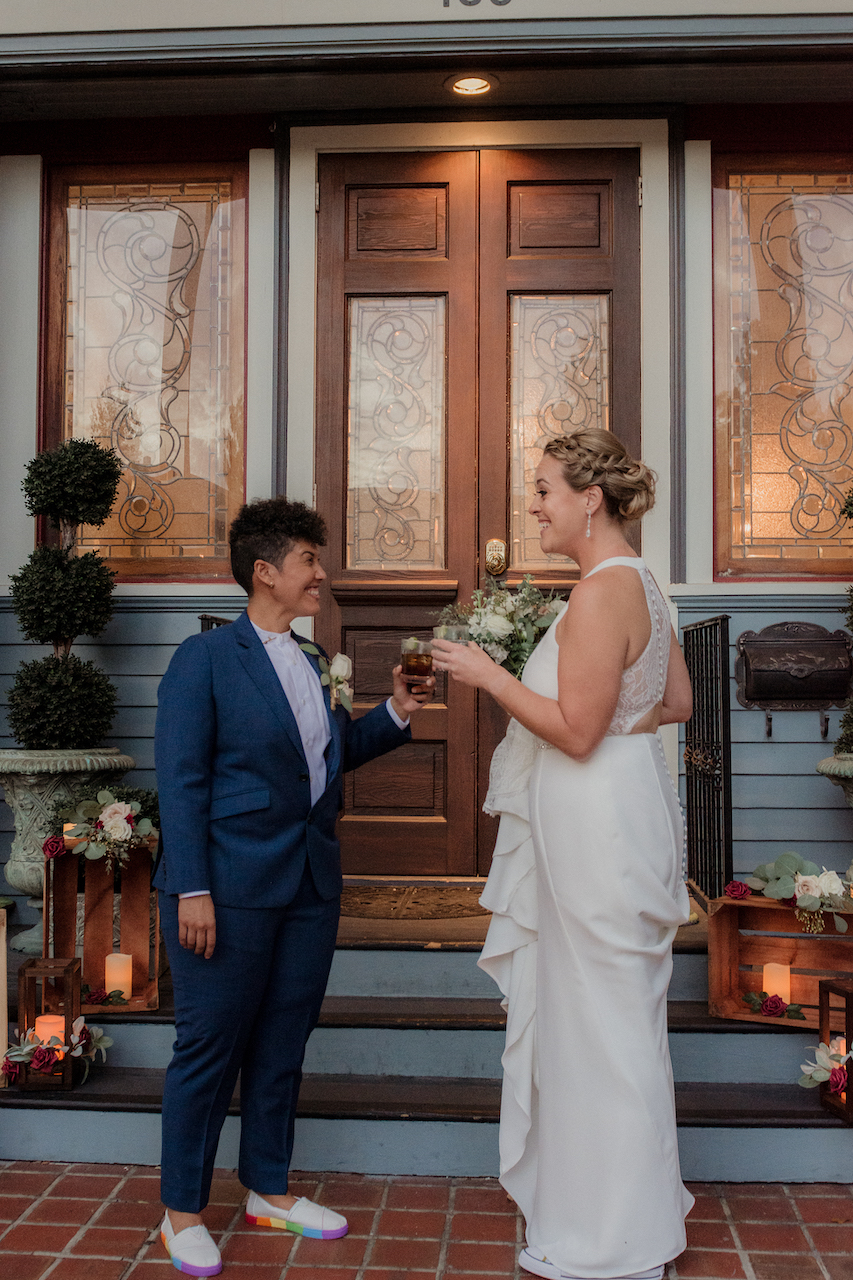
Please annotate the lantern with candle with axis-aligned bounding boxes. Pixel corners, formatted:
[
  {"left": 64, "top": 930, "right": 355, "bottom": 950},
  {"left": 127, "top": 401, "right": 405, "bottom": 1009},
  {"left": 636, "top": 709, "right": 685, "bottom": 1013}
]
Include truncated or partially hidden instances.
[
  {"left": 14, "top": 957, "right": 80, "bottom": 1089},
  {"left": 817, "top": 978, "right": 853, "bottom": 1124}
]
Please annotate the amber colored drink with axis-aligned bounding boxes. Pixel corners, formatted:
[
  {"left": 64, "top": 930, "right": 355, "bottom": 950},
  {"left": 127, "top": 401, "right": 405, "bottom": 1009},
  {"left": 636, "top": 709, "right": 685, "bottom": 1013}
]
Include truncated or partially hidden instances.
[{"left": 401, "top": 650, "right": 433, "bottom": 683}]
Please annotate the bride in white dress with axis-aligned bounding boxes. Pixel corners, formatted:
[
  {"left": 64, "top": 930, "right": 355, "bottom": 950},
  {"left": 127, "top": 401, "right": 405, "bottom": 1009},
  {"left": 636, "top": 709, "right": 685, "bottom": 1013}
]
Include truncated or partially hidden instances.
[{"left": 431, "top": 429, "right": 694, "bottom": 1280}]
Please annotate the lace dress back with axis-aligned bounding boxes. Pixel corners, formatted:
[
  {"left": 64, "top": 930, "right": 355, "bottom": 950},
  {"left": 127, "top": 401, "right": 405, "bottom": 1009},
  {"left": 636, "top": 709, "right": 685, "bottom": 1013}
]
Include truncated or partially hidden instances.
[{"left": 583, "top": 557, "right": 670, "bottom": 736}]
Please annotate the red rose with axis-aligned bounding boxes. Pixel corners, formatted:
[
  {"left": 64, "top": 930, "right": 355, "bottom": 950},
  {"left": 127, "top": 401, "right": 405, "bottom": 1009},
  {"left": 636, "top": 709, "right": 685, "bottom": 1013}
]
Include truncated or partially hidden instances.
[
  {"left": 781, "top": 897, "right": 797, "bottom": 908},
  {"left": 74, "top": 1025, "right": 92, "bottom": 1054},
  {"left": 42, "top": 835, "right": 66, "bottom": 860},
  {"left": 724, "top": 881, "right": 752, "bottom": 899},
  {"left": 760, "top": 994, "right": 788, "bottom": 1017},
  {"left": 1, "top": 1057, "right": 20, "bottom": 1082},
  {"left": 85, "top": 988, "right": 108, "bottom": 1005},
  {"left": 30, "top": 1045, "right": 58, "bottom": 1073},
  {"left": 830, "top": 1066, "right": 848, "bottom": 1095}
]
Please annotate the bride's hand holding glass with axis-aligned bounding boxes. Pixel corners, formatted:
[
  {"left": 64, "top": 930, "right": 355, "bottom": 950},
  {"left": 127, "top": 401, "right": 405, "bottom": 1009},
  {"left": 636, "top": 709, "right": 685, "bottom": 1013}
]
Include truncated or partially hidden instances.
[{"left": 430, "top": 636, "right": 506, "bottom": 693}]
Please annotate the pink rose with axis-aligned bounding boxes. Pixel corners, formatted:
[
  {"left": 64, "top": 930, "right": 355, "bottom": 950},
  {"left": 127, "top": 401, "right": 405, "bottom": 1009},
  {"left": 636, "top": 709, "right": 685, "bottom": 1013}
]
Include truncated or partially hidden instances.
[
  {"left": 760, "top": 994, "right": 788, "bottom": 1017},
  {"left": 1, "top": 1057, "right": 20, "bottom": 1082},
  {"left": 830, "top": 1066, "right": 848, "bottom": 1095},
  {"left": 42, "top": 835, "right": 66, "bottom": 860},
  {"left": 724, "top": 881, "right": 751, "bottom": 899},
  {"left": 30, "top": 1045, "right": 58, "bottom": 1073}
]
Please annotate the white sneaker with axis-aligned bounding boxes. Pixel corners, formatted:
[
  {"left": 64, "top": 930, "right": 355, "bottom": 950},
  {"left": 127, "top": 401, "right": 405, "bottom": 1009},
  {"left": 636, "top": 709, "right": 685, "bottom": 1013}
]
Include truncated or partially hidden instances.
[
  {"left": 246, "top": 1190, "right": 348, "bottom": 1239},
  {"left": 161, "top": 1211, "right": 222, "bottom": 1276},
  {"left": 519, "top": 1245, "right": 664, "bottom": 1280}
]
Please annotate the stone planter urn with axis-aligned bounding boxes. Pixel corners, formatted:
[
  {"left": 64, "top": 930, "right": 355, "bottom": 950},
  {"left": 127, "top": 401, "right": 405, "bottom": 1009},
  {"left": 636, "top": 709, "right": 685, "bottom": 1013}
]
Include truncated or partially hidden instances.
[
  {"left": 816, "top": 754, "right": 853, "bottom": 812},
  {"left": 0, "top": 748, "right": 135, "bottom": 953}
]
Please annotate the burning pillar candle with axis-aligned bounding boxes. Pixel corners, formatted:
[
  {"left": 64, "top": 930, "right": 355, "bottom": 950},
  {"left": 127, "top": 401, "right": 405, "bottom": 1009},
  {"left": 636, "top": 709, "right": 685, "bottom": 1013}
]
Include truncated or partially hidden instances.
[
  {"left": 105, "top": 953, "right": 132, "bottom": 1000},
  {"left": 34, "top": 1014, "right": 66, "bottom": 1059},
  {"left": 762, "top": 962, "right": 791, "bottom": 1003}
]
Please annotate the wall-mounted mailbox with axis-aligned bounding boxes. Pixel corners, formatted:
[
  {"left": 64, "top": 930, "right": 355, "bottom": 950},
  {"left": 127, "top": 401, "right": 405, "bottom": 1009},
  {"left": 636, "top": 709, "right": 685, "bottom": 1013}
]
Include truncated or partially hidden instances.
[{"left": 735, "top": 622, "right": 853, "bottom": 738}]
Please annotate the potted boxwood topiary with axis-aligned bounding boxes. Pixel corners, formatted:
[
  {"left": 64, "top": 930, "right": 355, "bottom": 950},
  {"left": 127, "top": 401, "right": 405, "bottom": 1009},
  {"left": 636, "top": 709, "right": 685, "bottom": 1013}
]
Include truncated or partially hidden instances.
[{"left": 0, "top": 439, "right": 135, "bottom": 952}]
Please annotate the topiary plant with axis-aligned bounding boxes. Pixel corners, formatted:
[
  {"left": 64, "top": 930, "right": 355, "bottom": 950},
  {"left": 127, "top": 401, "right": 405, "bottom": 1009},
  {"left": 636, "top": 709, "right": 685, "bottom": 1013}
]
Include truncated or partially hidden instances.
[{"left": 7, "top": 439, "right": 123, "bottom": 750}]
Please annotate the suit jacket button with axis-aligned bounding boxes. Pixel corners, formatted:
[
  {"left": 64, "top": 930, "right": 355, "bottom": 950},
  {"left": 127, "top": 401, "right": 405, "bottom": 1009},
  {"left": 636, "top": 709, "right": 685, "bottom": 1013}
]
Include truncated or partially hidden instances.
[{"left": 299, "top": 773, "right": 309, "bottom": 782}]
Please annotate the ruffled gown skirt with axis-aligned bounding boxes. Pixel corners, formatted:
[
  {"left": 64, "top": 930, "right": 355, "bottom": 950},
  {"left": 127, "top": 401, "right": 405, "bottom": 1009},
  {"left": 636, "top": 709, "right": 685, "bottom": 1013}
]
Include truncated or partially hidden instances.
[{"left": 480, "top": 730, "right": 693, "bottom": 1278}]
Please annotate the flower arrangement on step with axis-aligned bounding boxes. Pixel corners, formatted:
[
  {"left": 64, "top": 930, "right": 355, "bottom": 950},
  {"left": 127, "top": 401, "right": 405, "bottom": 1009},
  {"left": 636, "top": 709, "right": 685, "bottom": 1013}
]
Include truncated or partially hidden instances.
[
  {"left": 435, "top": 575, "right": 565, "bottom": 678},
  {"left": 2, "top": 1018, "right": 112, "bottom": 1085},
  {"left": 798, "top": 1038, "right": 851, "bottom": 1094},
  {"left": 724, "top": 851, "right": 853, "bottom": 934},
  {"left": 42, "top": 786, "right": 159, "bottom": 874}
]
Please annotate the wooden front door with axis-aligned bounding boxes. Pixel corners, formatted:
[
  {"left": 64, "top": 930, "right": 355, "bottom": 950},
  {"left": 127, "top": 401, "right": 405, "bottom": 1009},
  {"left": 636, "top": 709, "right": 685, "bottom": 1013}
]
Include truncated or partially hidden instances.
[{"left": 315, "top": 148, "right": 640, "bottom": 877}]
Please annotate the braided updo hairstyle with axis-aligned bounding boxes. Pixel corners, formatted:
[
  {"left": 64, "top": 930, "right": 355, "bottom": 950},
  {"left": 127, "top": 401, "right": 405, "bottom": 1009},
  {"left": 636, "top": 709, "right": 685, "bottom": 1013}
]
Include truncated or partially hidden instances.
[{"left": 542, "top": 429, "right": 656, "bottom": 523}]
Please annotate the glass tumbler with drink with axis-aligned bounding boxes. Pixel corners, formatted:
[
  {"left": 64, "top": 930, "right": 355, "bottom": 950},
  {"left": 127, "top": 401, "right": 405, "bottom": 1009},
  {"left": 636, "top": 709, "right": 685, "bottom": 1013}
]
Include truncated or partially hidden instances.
[{"left": 400, "top": 637, "right": 433, "bottom": 685}]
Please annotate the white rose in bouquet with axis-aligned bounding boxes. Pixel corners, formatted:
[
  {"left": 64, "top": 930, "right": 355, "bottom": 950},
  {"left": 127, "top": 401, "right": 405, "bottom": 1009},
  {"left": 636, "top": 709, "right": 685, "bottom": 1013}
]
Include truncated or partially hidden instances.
[
  {"left": 481, "top": 612, "right": 515, "bottom": 639},
  {"left": 99, "top": 800, "right": 135, "bottom": 841},
  {"left": 793, "top": 873, "right": 822, "bottom": 900},
  {"left": 818, "top": 869, "right": 846, "bottom": 899}
]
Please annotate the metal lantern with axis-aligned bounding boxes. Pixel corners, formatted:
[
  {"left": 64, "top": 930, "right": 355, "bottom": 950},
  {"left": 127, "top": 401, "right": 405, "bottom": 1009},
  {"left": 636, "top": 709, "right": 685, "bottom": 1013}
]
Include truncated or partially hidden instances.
[
  {"left": 17, "top": 957, "right": 81, "bottom": 1090},
  {"left": 818, "top": 977, "right": 853, "bottom": 1125}
]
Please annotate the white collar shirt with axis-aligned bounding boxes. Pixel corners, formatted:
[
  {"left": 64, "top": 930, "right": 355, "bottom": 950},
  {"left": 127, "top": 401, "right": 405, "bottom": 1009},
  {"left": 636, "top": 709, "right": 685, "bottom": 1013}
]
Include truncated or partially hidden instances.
[{"left": 251, "top": 622, "right": 330, "bottom": 808}]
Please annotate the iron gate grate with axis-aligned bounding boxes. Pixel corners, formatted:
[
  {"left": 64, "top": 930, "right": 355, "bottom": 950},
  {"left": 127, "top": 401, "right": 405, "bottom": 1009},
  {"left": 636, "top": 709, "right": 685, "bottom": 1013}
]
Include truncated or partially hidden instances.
[{"left": 682, "top": 614, "right": 733, "bottom": 902}]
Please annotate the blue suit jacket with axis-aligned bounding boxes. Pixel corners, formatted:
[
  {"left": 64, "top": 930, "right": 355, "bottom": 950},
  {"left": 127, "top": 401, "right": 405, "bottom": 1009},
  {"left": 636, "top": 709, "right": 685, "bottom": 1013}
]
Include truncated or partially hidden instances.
[{"left": 153, "top": 610, "right": 410, "bottom": 907}]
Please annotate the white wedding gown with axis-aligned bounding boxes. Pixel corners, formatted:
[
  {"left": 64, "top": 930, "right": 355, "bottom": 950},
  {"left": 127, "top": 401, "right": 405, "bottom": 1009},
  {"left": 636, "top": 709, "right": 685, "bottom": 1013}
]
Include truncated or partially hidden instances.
[{"left": 479, "top": 557, "right": 694, "bottom": 1279}]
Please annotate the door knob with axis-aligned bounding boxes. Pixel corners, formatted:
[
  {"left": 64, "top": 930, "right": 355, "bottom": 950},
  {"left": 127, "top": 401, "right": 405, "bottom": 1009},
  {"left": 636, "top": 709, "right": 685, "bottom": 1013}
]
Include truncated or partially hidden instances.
[{"left": 485, "top": 538, "right": 508, "bottom": 576}]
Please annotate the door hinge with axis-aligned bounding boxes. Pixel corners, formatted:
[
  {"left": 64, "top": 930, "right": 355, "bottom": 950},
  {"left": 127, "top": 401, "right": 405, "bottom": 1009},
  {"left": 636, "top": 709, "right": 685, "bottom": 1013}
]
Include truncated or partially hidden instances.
[
  {"left": 638, "top": 176, "right": 643, "bottom": 207},
  {"left": 315, "top": 181, "right": 320, "bottom": 213}
]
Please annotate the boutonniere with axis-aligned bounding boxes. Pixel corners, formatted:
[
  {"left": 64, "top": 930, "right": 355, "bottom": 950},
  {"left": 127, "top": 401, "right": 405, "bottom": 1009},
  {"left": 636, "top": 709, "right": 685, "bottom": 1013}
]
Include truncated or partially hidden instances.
[{"left": 299, "top": 644, "right": 354, "bottom": 712}]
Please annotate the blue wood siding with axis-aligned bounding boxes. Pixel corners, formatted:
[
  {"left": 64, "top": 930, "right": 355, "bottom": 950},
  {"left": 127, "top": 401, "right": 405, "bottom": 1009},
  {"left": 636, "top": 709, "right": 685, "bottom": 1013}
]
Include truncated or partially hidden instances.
[{"left": 676, "top": 593, "right": 853, "bottom": 880}]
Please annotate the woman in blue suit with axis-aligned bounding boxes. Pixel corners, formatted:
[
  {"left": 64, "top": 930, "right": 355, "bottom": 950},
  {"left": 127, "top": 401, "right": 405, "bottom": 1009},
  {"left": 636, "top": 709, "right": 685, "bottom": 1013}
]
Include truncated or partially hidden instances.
[{"left": 154, "top": 498, "right": 432, "bottom": 1276}]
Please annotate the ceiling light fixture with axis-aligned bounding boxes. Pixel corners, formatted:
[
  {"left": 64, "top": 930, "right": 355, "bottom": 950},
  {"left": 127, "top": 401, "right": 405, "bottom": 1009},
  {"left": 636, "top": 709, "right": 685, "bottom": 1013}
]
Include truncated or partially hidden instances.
[{"left": 447, "top": 73, "right": 496, "bottom": 96}]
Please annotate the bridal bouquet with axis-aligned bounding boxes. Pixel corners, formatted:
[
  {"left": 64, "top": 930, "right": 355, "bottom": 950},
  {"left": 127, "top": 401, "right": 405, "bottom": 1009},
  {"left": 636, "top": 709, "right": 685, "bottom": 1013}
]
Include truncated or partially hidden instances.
[{"left": 436, "top": 575, "right": 564, "bottom": 678}]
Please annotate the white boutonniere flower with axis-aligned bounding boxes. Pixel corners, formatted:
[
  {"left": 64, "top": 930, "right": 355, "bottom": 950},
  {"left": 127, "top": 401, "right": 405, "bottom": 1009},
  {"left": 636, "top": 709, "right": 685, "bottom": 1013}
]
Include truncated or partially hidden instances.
[{"left": 299, "top": 644, "right": 354, "bottom": 712}]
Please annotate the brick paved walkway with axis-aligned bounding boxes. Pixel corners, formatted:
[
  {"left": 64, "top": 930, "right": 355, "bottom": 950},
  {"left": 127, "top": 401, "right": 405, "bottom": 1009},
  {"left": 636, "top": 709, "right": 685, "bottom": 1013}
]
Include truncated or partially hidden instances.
[{"left": 0, "top": 1163, "right": 851, "bottom": 1279}]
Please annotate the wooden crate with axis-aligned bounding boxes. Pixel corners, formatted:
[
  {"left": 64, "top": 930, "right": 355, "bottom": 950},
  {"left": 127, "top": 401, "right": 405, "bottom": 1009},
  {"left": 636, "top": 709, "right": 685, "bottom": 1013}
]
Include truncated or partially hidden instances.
[
  {"left": 42, "top": 842, "right": 159, "bottom": 1014},
  {"left": 708, "top": 895, "right": 853, "bottom": 1028}
]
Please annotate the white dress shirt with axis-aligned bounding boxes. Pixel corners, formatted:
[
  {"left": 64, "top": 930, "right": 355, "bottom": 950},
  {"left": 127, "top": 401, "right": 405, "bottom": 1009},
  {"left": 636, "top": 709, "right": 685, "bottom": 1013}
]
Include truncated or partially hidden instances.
[{"left": 179, "top": 624, "right": 408, "bottom": 899}]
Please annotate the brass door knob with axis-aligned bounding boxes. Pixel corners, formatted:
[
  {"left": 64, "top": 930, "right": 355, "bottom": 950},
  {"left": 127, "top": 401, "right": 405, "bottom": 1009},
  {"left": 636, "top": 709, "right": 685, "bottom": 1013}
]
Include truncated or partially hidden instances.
[{"left": 485, "top": 538, "right": 508, "bottom": 576}]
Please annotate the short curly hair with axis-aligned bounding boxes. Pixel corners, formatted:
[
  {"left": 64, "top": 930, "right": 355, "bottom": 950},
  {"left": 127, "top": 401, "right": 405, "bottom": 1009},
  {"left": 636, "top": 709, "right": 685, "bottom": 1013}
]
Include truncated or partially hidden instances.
[{"left": 229, "top": 497, "right": 327, "bottom": 594}]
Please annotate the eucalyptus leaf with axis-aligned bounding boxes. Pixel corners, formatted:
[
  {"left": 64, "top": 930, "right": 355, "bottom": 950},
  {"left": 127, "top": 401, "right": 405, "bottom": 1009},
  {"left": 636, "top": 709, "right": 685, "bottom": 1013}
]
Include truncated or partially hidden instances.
[
  {"left": 96, "top": 790, "right": 115, "bottom": 805},
  {"left": 812, "top": 1068, "right": 831, "bottom": 1083},
  {"left": 834, "top": 914, "right": 849, "bottom": 933},
  {"left": 802, "top": 859, "right": 822, "bottom": 877},
  {"left": 765, "top": 876, "right": 796, "bottom": 899},
  {"left": 339, "top": 690, "right": 353, "bottom": 714},
  {"left": 799, "top": 1074, "right": 821, "bottom": 1087},
  {"left": 321, "top": 673, "right": 330, "bottom": 686},
  {"left": 746, "top": 877, "right": 768, "bottom": 891},
  {"left": 796, "top": 894, "right": 821, "bottom": 911},
  {"left": 752, "top": 863, "right": 772, "bottom": 882},
  {"left": 135, "top": 818, "right": 152, "bottom": 836},
  {"left": 84, "top": 842, "right": 106, "bottom": 859},
  {"left": 300, "top": 642, "right": 320, "bottom": 655},
  {"left": 776, "top": 852, "right": 804, "bottom": 875}
]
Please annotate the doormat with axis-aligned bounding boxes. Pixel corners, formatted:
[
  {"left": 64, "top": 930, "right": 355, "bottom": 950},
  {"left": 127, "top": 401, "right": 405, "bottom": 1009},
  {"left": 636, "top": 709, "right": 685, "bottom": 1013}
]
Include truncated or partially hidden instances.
[{"left": 340, "top": 885, "right": 489, "bottom": 920}]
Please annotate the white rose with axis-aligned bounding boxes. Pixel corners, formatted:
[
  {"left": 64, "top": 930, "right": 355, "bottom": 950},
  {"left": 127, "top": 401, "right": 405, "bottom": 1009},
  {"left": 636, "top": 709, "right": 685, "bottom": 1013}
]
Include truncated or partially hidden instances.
[
  {"left": 818, "top": 870, "right": 845, "bottom": 898},
  {"left": 329, "top": 652, "right": 353, "bottom": 682},
  {"left": 793, "top": 873, "right": 822, "bottom": 900},
  {"left": 482, "top": 612, "right": 515, "bottom": 639},
  {"left": 102, "top": 816, "right": 133, "bottom": 841},
  {"left": 100, "top": 801, "right": 134, "bottom": 826}
]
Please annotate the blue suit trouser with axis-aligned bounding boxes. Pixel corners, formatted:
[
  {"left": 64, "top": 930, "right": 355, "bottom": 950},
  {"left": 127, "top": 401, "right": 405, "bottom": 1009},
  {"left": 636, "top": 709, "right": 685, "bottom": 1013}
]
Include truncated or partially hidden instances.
[{"left": 159, "top": 864, "right": 340, "bottom": 1212}]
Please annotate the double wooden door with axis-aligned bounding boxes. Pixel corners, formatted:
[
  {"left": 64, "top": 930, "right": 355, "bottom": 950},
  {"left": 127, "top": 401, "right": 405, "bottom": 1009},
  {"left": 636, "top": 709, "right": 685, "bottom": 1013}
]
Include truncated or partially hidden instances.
[{"left": 315, "top": 147, "right": 640, "bottom": 876}]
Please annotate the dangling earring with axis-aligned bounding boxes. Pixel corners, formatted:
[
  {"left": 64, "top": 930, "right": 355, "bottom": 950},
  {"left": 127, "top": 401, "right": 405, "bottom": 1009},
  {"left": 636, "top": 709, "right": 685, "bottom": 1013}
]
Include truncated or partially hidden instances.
[{"left": 586, "top": 510, "right": 592, "bottom": 539}]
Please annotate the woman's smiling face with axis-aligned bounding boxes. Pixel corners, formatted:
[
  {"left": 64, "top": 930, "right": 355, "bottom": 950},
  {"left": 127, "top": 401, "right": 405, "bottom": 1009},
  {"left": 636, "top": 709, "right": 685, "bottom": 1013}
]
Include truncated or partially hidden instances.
[{"left": 529, "top": 453, "right": 591, "bottom": 556}]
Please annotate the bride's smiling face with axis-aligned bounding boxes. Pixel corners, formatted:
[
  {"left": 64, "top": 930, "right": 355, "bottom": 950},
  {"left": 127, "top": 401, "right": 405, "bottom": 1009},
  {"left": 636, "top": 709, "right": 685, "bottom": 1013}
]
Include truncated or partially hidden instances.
[{"left": 529, "top": 454, "right": 590, "bottom": 555}]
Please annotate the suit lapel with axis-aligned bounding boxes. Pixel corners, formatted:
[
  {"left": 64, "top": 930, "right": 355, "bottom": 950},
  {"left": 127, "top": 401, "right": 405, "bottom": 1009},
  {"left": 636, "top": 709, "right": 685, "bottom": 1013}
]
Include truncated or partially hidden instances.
[
  {"left": 232, "top": 611, "right": 308, "bottom": 766},
  {"left": 292, "top": 629, "right": 342, "bottom": 781}
]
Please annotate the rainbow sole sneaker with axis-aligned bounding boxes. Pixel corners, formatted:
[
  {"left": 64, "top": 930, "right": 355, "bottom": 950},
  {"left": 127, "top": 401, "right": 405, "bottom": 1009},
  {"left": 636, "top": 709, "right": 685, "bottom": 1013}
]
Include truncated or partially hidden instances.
[
  {"left": 160, "top": 1214, "right": 222, "bottom": 1276},
  {"left": 245, "top": 1191, "right": 348, "bottom": 1239}
]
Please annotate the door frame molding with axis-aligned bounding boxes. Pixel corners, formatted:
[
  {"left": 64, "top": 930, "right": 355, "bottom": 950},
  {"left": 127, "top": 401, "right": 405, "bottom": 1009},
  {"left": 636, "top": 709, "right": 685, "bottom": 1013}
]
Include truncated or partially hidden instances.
[{"left": 287, "top": 117, "right": 672, "bottom": 589}]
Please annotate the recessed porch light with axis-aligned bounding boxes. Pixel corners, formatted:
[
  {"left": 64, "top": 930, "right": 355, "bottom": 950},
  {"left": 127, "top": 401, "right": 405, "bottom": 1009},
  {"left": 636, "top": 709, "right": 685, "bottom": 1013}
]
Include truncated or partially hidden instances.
[{"left": 446, "top": 74, "right": 496, "bottom": 96}]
